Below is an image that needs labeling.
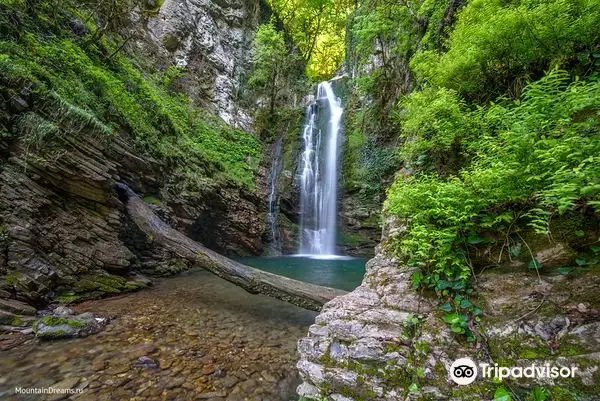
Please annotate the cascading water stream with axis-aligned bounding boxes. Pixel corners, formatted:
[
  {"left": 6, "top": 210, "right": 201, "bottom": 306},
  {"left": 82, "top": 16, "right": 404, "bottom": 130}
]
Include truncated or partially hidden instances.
[
  {"left": 297, "top": 81, "right": 344, "bottom": 256},
  {"left": 266, "top": 137, "right": 283, "bottom": 255}
]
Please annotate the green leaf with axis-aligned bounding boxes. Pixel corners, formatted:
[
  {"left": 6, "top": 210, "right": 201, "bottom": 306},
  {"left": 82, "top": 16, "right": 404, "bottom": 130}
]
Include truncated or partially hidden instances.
[
  {"left": 439, "top": 303, "right": 453, "bottom": 312},
  {"left": 509, "top": 244, "right": 522, "bottom": 256},
  {"left": 558, "top": 267, "right": 571, "bottom": 275},
  {"left": 530, "top": 387, "right": 548, "bottom": 401},
  {"left": 437, "top": 280, "right": 452, "bottom": 290},
  {"left": 411, "top": 270, "right": 424, "bottom": 289},
  {"left": 575, "top": 257, "right": 587, "bottom": 266},
  {"left": 591, "top": 245, "right": 600, "bottom": 254},
  {"left": 442, "top": 313, "right": 461, "bottom": 324},
  {"left": 494, "top": 386, "right": 512, "bottom": 401},
  {"left": 408, "top": 383, "right": 419, "bottom": 393},
  {"left": 580, "top": 185, "right": 600, "bottom": 196},
  {"left": 528, "top": 258, "right": 542, "bottom": 269},
  {"left": 575, "top": 230, "right": 585, "bottom": 237},
  {"left": 459, "top": 299, "right": 472, "bottom": 309},
  {"left": 467, "top": 234, "right": 485, "bottom": 244}
]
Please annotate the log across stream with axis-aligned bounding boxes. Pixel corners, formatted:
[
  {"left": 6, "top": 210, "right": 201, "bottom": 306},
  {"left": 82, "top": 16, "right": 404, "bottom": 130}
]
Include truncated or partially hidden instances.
[{"left": 115, "top": 183, "right": 348, "bottom": 311}]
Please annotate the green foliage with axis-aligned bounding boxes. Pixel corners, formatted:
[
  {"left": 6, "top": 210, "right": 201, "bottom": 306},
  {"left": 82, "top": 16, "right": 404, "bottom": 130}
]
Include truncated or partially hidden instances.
[
  {"left": 494, "top": 386, "right": 512, "bottom": 401},
  {"left": 0, "top": 1, "right": 261, "bottom": 190},
  {"left": 528, "top": 388, "right": 548, "bottom": 401},
  {"left": 267, "top": 0, "right": 353, "bottom": 78},
  {"left": 387, "top": 70, "right": 600, "bottom": 334},
  {"left": 344, "top": 118, "right": 400, "bottom": 195},
  {"left": 247, "top": 22, "right": 307, "bottom": 119},
  {"left": 343, "top": 0, "right": 447, "bottom": 198},
  {"left": 350, "top": 0, "right": 429, "bottom": 67},
  {"left": 249, "top": 23, "right": 287, "bottom": 89},
  {"left": 397, "top": 87, "right": 468, "bottom": 172},
  {"left": 411, "top": 0, "right": 600, "bottom": 99}
]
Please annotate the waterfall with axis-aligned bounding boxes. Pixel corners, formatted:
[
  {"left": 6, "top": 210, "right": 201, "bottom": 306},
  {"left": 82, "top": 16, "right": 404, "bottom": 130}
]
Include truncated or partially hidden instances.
[
  {"left": 298, "top": 81, "right": 343, "bottom": 256},
  {"left": 266, "top": 136, "right": 283, "bottom": 255}
]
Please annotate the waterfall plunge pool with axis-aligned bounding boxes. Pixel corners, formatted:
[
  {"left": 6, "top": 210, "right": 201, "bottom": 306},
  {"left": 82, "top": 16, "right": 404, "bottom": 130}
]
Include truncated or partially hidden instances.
[{"left": 237, "top": 255, "right": 367, "bottom": 291}]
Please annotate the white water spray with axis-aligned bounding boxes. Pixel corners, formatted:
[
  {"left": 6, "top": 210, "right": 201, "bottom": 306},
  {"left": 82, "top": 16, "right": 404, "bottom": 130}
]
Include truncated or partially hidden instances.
[
  {"left": 298, "top": 81, "right": 343, "bottom": 256},
  {"left": 266, "top": 136, "right": 283, "bottom": 255}
]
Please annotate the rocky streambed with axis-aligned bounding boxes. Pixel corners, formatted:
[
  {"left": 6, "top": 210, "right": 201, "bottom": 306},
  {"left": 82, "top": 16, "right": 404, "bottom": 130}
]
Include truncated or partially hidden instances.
[{"left": 0, "top": 269, "right": 317, "bottom": 400}]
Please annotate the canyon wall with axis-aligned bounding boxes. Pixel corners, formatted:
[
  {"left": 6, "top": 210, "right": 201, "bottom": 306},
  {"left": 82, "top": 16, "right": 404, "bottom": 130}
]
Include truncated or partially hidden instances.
[
  {"left": 296, "top": 218, "right": 600, "bottom": 400},
  {"left": 0, "top": 0, "right": 269, "bottom": 319}
]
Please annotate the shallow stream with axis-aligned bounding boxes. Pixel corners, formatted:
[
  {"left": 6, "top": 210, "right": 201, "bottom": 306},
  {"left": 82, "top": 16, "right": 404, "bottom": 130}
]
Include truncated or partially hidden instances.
[{"left": 0, "top": 257, "right": 366, "bottom": 401}]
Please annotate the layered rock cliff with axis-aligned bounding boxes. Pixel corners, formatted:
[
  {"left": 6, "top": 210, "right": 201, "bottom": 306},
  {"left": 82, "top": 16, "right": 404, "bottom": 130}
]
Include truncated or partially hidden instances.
[
  {"left": 0, "top": 126, "right": 266, "bottom": 308},
  {"left": 0, "top": 0, "right": 269, "bottom": 319},
  {"left": 130, "top": 0, "right": 267, "bottom": 130},
  {"left": 297, "top": 219, "right": 600, "bottom": 400}
]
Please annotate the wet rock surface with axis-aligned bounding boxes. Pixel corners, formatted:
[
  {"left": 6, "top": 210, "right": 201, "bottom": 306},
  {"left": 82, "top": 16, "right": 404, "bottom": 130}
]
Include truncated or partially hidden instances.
[
  {"left": 33, "top": 310, "right": 108, "bottom": 340},
  {"left": 0, "top": 269, "right": 316, "bottom": 400}
]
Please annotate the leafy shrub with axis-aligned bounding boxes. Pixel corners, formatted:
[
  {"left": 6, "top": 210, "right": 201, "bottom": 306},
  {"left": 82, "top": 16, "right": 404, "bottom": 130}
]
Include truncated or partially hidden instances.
[
  {"left": 411, "top": 0, "right": 600, "bottom": 99},
  {"left": 397, "top": 87, "right": 468, "bottom": 172},
  {"left": 386, "top": 70, "right": 600, "bottom": 297}
]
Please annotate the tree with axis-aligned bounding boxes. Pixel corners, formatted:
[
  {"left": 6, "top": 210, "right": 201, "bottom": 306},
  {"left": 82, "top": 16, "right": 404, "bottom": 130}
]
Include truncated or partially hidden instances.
[
  {"left": 267, "top": 0, "right": 355, "bottom": 79},
  {"left": 248, "top": 23, "right": 289, "bottom": 114}
]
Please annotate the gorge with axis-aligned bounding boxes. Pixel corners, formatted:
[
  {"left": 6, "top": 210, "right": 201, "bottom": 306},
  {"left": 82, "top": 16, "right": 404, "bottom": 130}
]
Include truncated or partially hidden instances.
[{"left": 1, "top": 0, "right": 600, "bottom": 400}]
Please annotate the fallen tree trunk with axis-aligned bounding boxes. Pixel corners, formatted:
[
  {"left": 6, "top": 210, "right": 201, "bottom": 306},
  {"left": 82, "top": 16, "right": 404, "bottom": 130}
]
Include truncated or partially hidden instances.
[{"left": 115, "top": 183, "right": 347, "bottom": 311}]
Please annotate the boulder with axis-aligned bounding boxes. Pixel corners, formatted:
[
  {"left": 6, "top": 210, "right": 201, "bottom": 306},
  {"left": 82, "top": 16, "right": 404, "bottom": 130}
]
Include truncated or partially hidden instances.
[{"left": 33, "top": 312, "right": 108, "bottom": 339}]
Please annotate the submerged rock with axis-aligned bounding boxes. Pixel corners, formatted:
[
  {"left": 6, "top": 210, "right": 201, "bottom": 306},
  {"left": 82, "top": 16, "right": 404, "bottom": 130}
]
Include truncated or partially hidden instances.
[
  {"left": 132, "top": 356, "right": 159, "bottom": 369},
  {"left": 33, "top": 312, "right": 108, "bottom": 339}
]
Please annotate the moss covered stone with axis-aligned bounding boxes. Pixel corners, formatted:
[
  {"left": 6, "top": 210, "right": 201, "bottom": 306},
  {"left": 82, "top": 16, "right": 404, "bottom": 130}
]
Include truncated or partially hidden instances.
[
  {"left": 33, "top": 312, "right": 107, "bottom": 339},
  {"left": 38, "top": 316, "right": 86, "bottom": 329}
]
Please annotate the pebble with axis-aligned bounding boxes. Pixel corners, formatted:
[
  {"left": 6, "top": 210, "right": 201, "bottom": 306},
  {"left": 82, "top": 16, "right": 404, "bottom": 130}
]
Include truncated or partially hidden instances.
[
  {"left": 132, "top": 356, "right": 159, "bottom": 369},
  {"left": 201, "top": 364, "right": 216, "bottom": 375},
  {"left": 221, "top": 376, "right": 239, "bottom": 388},
  {"left": 197, "top": 390, "right": 227, "bottom": 399},
  {"left": 0, "top": 270, "right": 314, "bottom": 400}
]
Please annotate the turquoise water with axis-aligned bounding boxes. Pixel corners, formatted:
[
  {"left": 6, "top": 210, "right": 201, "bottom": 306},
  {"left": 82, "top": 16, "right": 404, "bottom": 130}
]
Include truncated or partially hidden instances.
[{"left": 237, "top": 256, "right": 368, "bottom": 291}]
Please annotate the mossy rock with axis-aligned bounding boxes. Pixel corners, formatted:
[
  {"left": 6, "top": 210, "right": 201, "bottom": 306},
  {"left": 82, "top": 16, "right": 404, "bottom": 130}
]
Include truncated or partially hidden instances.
[
  {"left": 57, "top": 273, "right": 147, "bottom": 301},
  {"left": 33, "top": 312, "right": 107, "bottom": 339},
  {"left": 162, "top": 34, "right": 180, "bottom": 52},
  {"left": 55, "top": 291, "right": 82, "bottom": 304},
  {"left": 143, "top": 195, "right": 163, "bottom": 205}
]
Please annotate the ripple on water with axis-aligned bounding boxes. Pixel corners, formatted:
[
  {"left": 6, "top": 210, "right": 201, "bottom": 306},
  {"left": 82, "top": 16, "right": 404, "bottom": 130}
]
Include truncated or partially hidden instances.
[{"left": 0, "top": 269, "right": 317, "bottom": 400}]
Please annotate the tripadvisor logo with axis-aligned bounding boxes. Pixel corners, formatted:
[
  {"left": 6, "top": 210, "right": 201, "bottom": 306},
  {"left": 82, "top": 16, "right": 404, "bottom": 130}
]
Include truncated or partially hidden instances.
[
  {"left": 450, "top": 358, "right": 478, "bottom": 385},
  {"left": 449, "top": 358, "right": 579, "bottom": 385}
]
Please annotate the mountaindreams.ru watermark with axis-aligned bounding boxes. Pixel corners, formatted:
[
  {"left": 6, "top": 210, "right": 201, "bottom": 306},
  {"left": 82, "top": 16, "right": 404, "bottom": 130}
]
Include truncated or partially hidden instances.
[
  {"left": 14, "top": 387, "right": 84, "bottom": 396},
  {"left": 450, "top": 358, "right": 578, "bottom": 385}
]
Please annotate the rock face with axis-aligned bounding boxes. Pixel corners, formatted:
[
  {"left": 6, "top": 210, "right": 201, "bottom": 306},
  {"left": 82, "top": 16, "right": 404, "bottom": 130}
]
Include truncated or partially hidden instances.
[
  {"left": 0, "top": 0, "right": 269, "bottom": 313},
  {"left": 132, "top": 0, "right": 265, "bottom": 130},
  {"left": 338, "top": 190, "right": 380, "bottom": 257},
  {"left": 297, "top": 221, "right": 600, "bottom": 400},
  {"left": 0, "top": 128, "right": 266, "bottom": 307}
]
